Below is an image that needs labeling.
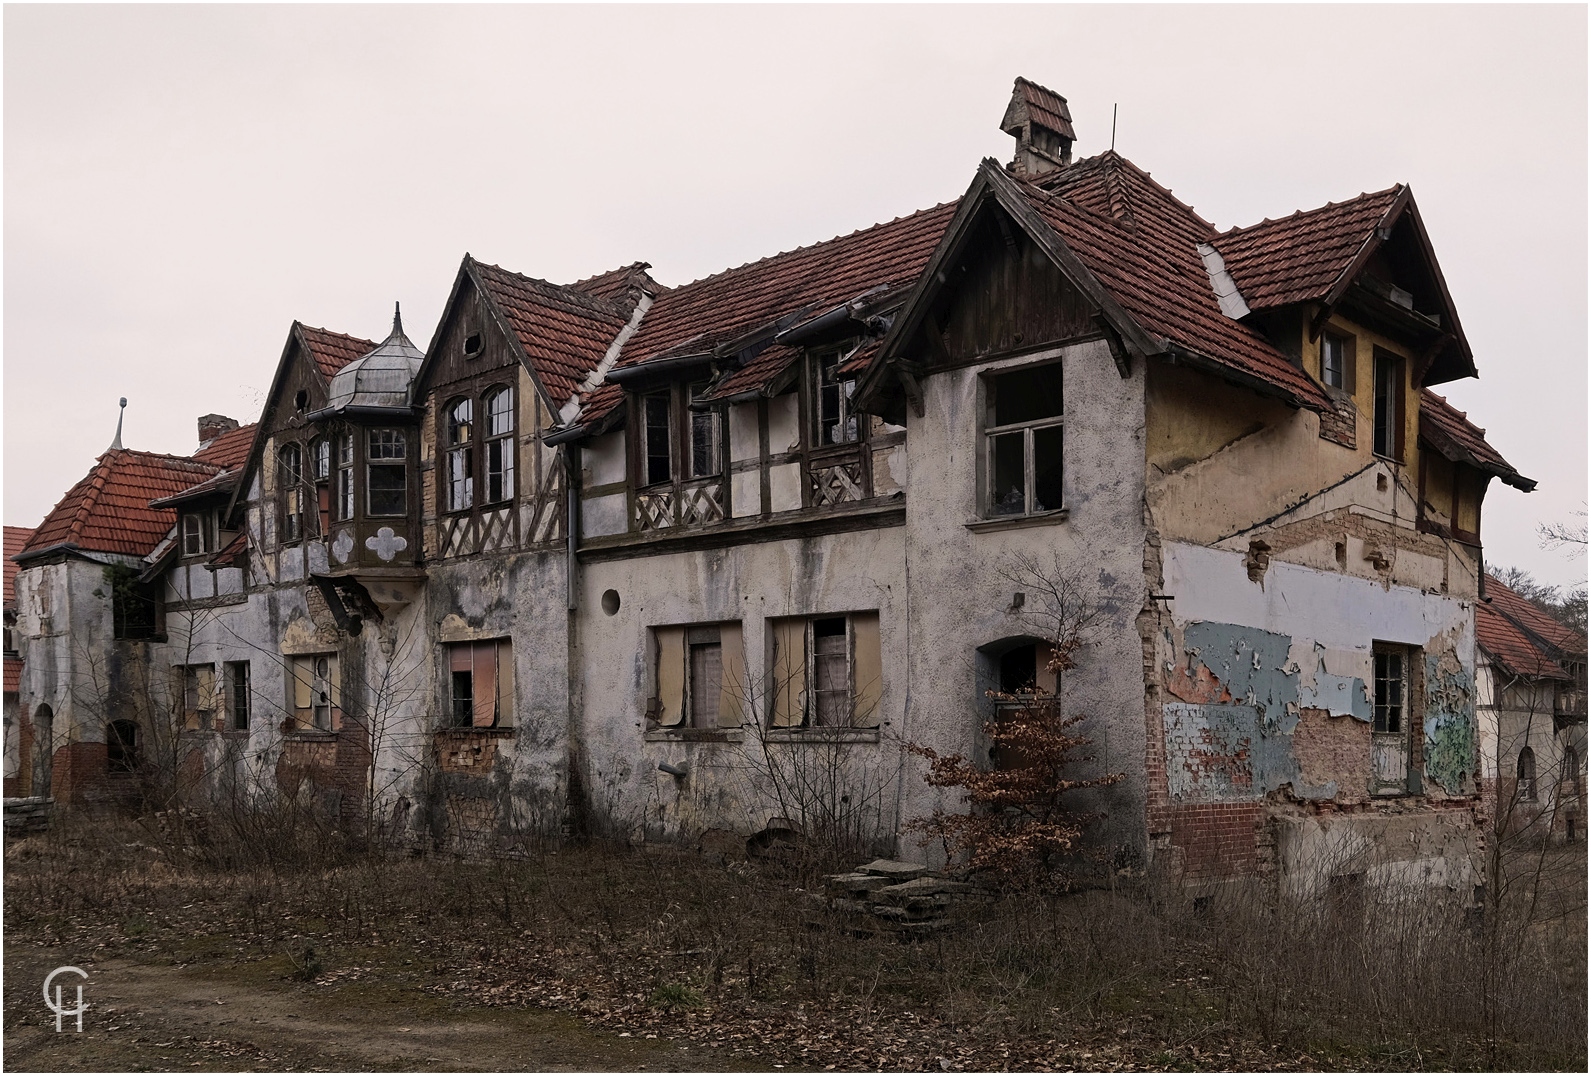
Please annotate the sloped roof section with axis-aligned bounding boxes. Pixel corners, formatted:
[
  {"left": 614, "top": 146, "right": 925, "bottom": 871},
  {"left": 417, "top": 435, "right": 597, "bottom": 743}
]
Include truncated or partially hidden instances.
[
  {"left": 19, "top": 450, "right": 223, "bottom": 560},
  {"left": 5, "top": 526, "right": 36, "bottom": 606},
  {"left": 1211, "top": 187, "right": 1403, "bottom": 310},
  {"left": 192, "top": 422, "right": 258, "bottom": 469},
  {"left": 1420, "top": 390, "right": 1534, "bottom": 491},
  {"left": 568, "top": 262, "right": 660, "bottom": 307},
  {"left": 298, "top": 325, "right": 378, "bottom": 379},
  {"left": 1011, "top": 165, "right": 1333, "bottom": 410},
  {"left": 470, "top": 259, "right": 637, "bottom": 405},
  {"left": 1485, "top": 574, "right": 1587, "bottom": 659},
  {"left": 1478, "top": 599, "right": 1569, "bottom": 680}
]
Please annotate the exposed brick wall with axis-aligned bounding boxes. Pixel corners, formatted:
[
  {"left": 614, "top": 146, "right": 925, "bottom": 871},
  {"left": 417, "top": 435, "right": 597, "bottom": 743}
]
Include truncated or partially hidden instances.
[
  {"left": 1318, "top": 395, "right": 1357, "bottom": 448},
  {"left": 9, "top": 713, "right": 34, "bottom": 797},
  {"left": 276, "top": 725, "right": 372, "bottom": 821},
  {"left": 1292, "top": 706, "right": 1370, "bottom": 803},
  {"left": 1168, "top": 802, "right": 1263, "bottom": 877},
  {"left": 52, "top": 740, "right": 109, "bottom": 803}
]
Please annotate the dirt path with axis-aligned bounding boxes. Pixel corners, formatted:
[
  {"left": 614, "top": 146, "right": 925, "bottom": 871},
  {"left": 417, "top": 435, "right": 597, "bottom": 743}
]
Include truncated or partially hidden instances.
[{"left": 3, "top": 945, "right": 741, "bottom": 1072}]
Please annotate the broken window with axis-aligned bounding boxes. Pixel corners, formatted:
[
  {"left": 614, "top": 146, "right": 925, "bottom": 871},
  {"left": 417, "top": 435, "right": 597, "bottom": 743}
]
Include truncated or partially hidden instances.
[
  {"left": 335, "top": 432, "right": 355, "bottom": 521},
  {"left": 1371, "top": 643, "right": 1412, "bottom": 795},
  {"left": 225, "top": 660, "right": 250, "bottom": 732},
  {"left": 446, "top": 639, "right": 514, "bottom": 728},
  {"left": 769, "top": 612, "right": 883, "bottom": 729},
  {"left": 1516, "top": 747, "right": 1537, "bottom": 802},
  {"left": 367, "top": 429, "right": 407, "bottom": 517},
  {"left": 278, "top": 442, "right": 303, "bottom": 543},
  {"left": 984, "top": 362, "right": 1064, "bottom": 517},
  {"left": 309, "top": 436, "right": 331, "bottom": 533},
  {"left": 1320, "top": 331, "right": 1356, "bottom": 392},
  {"left": 689, "top": 383, "right": 721, "bottom": 478},
  {"left": 107, "top": 720, "right": 140, "bottom": 775},
  {"left": 814, "top": 350, "right": 859, "bottom": 446},
  {"left": 649, "top": 623, "right": 744, "bottom": 729},
  {"left": 1372, "top": 351, "right": 1404, "bottom": 459},
  {"left": 180, "top": 511, "right": 214, "bottom": 556},
  {"left": 290, "top": 653, "right": 340, "bottom": 731},
  {"left": 483, "top": 386, "right": 515, "bottom": 503},
  {"left": 446, "top": 397, "right": 474, "bottom": 511},
  {"left": 181, "top": 664, "right": 218, "bottom": 731},
  {"left": 642, "top": 391, "right": 672, "bottom": 487}
]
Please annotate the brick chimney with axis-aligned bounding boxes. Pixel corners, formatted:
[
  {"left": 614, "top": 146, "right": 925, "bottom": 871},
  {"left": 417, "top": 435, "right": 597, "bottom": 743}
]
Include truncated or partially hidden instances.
[
  {"left": 1002, "top": 77, "right": 1075, "bottom": 176},
  {"left": 197, "top": 413, "right": 239, "bottom": 445}
]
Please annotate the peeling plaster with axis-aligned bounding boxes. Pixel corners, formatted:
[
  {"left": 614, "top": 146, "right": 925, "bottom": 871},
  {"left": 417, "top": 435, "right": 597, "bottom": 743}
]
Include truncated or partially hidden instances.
[{"left": 1424, "top": 650, "right": 1476, "bottom": 796}]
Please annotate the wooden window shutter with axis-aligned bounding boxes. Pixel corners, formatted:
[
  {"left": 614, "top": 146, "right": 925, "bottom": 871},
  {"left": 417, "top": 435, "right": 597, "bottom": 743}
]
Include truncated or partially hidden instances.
[
  {"left": 771, "top": 619, "right": 807, "bottom": 727},
  {"left": 496, "top": 639, "right": 514, "bottom": 727},
  {"left": 471, "top": 641, "right": 497, "bottom": 727},
  {"left": 654, "top": 626, "right": 686, "bottom": 727},
  {"left": 717, "top": 622, "right": 746, "bottom": 728},
  {"left": 851, "top": 612, "right": 883, "bottom": 728},
  {"left": 291, "top": 656, "right": 313, "bottom": 717}
]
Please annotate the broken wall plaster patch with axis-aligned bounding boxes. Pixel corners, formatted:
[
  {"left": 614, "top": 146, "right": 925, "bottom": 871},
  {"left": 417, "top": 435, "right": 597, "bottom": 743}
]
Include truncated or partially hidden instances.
[
  {"left": 1180, "top": 622, "right": 1299, "bottom": 733},
  {"left": 1424, "top": 650, "right": 1476, "bottom": 796}
]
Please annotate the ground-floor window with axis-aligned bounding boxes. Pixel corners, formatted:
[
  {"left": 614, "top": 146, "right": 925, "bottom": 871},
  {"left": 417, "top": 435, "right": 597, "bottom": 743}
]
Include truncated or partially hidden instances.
[
  {"left": 447, "top": 639, "right": 514, "bottom": 728},
  {"left": 769, "top": 612, "right": 882, "bottom": 729}
]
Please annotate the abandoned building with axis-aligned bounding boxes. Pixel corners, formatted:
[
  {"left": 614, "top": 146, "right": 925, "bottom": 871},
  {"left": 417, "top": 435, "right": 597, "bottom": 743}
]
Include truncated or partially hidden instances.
[
  {"left": 7, "top": 78, "right": 1559, "bottom": 891},
  {"left": 1475, "top": 572, "right": 1587, "bottom": 840}
]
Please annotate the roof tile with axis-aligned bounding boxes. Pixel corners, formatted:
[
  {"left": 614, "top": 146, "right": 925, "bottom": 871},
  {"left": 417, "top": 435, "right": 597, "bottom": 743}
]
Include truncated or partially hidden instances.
[
  {"left": 1485, "top": 574, "right": 1587, "bottom": 658},
  {"left": 19, "top": 450, "right": 222, "bottom": 560},
  {"left": 192, "top": 422, "right": 258, "bottom": 470},
  {"left": 4, "top": 526, "right": 36, "bottom": 606},
  {"left": 1420, "top": 390, "right": 1532, "bottom": 490},
  {"left": 298, "top": 326, "right": 377, "bottom": 380}
]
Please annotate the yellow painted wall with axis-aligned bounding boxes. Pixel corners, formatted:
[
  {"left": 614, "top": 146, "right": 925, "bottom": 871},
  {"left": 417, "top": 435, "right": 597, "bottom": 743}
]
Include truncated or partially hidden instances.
[
  {"left": 1303, "top": 312, "right": 1421, "bottom": 472},
  {"left": 1145, "top": 363, "right": 1291, "bottom": 476}
]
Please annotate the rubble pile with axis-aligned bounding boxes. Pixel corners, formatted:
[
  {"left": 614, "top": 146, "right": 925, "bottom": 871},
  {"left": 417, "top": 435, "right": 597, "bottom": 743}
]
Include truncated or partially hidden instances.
[{"left": 824, "top": 858, "right": 988, "bottom": 935}]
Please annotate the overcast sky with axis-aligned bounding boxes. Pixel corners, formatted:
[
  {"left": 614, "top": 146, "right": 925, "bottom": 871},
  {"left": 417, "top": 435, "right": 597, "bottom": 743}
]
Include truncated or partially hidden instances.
[{"left": 3, "top": 4, "right": 1585, "bottom": 588}]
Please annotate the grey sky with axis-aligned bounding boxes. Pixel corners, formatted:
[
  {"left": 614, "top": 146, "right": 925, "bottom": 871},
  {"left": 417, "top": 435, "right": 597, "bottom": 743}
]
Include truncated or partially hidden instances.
[{"left": 4, "top": 4, "right": 1585, "bottom": 588}]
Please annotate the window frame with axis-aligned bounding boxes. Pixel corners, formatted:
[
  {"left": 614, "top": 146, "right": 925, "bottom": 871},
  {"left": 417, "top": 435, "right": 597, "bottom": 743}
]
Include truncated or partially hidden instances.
[
  {"left": 688, "top": 382, "right": 722, "bottom": 480},
  {"left": 224, "top": 660, "right": 251, "bottom": 732},
  {"left": 1516, "top": 746, "right": 1537, "bottom": 802},
  {"left": 445, "top": 638, "right": 514, "bottom": 729},
  {"left": 982, "top": 360, "right": 1066, "bottom": 519},
  {"left": 278, "top": 442, "right": 304, "bottom": 544},
  {"left": 640, "top": 389, "right": 674, "bottom": 489},
  {"left": 483, "top": 385, "right": 516, "bottom": 505},
  {"left": 107, "top": 719, "right": 141, "bottom": 776},
  {"left": 180, "top": 511, "right": 214, "bottom": 557},
  {"left": 365, "top": 428, "right": 408, "bottom": 518},
  {"left": 1320, "top": 330, "right": 1356, "bottom": 393},
  {"left": 444, "top": 397, "right": 475, "bottom": 513},
  {"left": 812, "top": 348, "right": 860, "bottom": 448},
  {"left": 1371, "top": 642, "right": 1415, "bottom": 796},
  {"left": 181, "top": 663, "right": 217, "bottom": 731},
  {"left": 767, "top": 611, "right": 883, "bottom": 731},
  {"left": 1372, "top": 349, "right": 1406, "bottom": 460},
  {"left": 334, "top": 431, "right": 355, "bottom": 522}
]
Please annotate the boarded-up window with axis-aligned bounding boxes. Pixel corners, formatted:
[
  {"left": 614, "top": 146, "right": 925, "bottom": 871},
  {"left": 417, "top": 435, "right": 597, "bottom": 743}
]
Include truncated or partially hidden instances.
[
  {"left": 770, "top": 612, "right": 883, "bottom": 728},
  {"left": 447, "top": 640, "right": 513, "bottom": 728},
  {"left": 290, "top": 653, "right": 341, "bottom": 731},
  {"left": 652, "top": 623, "right": 745, "bottom": 729}
]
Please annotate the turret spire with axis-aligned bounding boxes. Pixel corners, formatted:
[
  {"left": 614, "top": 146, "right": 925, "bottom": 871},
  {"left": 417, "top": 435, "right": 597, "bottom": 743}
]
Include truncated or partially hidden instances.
[{"left": 392, "top": 301, "right": 403, "bottom": 338}]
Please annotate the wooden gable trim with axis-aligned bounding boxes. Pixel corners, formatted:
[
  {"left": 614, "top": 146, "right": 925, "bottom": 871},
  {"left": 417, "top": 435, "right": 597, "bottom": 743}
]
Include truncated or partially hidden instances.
[
  {"left": 858, "top": 159, "right": 1161, "bottom": 410},
  {"left": 223, "top": 323, "right": 327, "bottom": 523},
  {"left": 410, "top": 257, "right": 478, "bottom": 402}
]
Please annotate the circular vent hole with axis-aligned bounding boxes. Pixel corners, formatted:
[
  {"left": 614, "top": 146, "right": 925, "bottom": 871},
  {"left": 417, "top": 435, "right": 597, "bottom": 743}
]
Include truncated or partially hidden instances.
[
  {"left": 464, "top": 333, "right": 483, "bottom": 357},
  {"left": 600, "top": 589, "right": 621, "bottom": 616}
]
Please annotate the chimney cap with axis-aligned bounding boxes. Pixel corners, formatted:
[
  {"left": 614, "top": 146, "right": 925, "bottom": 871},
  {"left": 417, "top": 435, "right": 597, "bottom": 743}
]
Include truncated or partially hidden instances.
[
  {"left": 1002, "top": 77, "right": 1075, "bottom": 142},
  {"left": 197, "top": 413, "right": 240, "bottom": 443}
]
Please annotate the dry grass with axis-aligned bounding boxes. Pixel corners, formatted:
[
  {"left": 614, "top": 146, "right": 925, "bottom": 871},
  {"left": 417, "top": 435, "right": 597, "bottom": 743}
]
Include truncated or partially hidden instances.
[{"left": 5, "top": 809, "right": 1585, "bottom": 1071}]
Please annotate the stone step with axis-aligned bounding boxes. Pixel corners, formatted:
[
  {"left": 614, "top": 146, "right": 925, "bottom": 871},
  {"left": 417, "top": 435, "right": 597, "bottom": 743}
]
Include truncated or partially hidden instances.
[{"left": 854, "top": 858, "right": 933, "bottom": 881}]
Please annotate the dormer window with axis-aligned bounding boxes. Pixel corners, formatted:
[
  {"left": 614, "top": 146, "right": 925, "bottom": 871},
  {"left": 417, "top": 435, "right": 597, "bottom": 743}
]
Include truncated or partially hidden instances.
[
  {"left": 814, "top": 349, "right": 859, "bottom": 446},
  {"left": 1320, "top": 331, "right": 1356, "bottom": 392},
  {"left": 367, "top": 429, "right": 407, "bottom": 517},
  {"left": 1372, "top": 350, "right": 1404, "bottom": 460},
  {"left": 642, "top": 391, "right": 672, "bottom": 487},
  {"left": 445, "top": 398, "right": 474, "bottom": 511},
  {"left": 484, "top": 386, "right": 515, "bottom": 503},
  {"left": 181, "top": 511, "right": 215, "bottom": 556},
  {"left": 689, "top": 382, "right": 720, "bottom": 478}
]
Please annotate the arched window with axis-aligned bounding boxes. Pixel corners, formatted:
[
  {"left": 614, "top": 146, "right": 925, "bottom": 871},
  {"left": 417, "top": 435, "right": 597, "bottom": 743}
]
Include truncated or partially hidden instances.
[
  {"left": 445, "top": 398, "right": 474, "bottom": 511},
  {"left": 107, "top": 720, "right": 140, "bottom": 775},
  {"left": 278, "top": 442, "right": 303, "bottom": 542},
  {"left": 484, "top": 387, "right": 515, "bottom": 503},
  {"left": 1517, "top": 747, "right": 1537, "bottom": 802}
]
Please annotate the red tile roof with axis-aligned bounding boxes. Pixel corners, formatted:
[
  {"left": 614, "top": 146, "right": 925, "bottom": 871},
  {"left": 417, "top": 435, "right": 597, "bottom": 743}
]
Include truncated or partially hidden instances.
[
  {"left": 1009, "top": 77, "right": 1075, "bottom": 141},
  {"left": 4, "top": 526, "right": 35, "bottom": 606},
  {"left": 4, "top": 657, "right": 19, "bottom": 695},
  {"left": 1014, "top": 157, "right": 1332, "bottom": 409},
  {"left": 568, "top": 262, "right": 661, "bottom": 307},
  {"left": 1478, "top": 600, "right": 1569, "bottom": 680},
  {"left": 1211, "top": 187, "right": 1403, "bottom": 310},
  {"left": 1485, "top": 574, "right": 1587, "bottom": 659},
  {"left": 192, "top": 422, "right": 258, "bottom": 470},
  {"left": 18, "top": 450, "right": 222, "bottom": 560},
  {"left": 470, "top": 258, "right": 636, "bottom": 405},
  {"left": 298, "top": 326, "right": 377, "bottom": 379},
  {"left": 705, "top": 343, "right": 803, "bottom": 402},
  {"left": 1420, "top": 390, "right": 1533, "bottom": 491}
]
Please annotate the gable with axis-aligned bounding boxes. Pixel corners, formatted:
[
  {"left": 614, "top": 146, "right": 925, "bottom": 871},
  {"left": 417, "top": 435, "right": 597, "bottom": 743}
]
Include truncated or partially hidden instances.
[
  {"left": 928, "top": 207, "right": 1097, "bottom": 364},
  {"left": 423, "top": 273, "right": 525, "bottom": 404}
]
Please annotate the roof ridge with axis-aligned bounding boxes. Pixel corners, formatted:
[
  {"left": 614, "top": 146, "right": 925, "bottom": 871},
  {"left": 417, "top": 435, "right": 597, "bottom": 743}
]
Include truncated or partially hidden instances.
[
  {"left": 1223, "top": 182, "right": 1405, "bottom": 238},
  {"left": 665, "top": 200, "right": 960, "bottom": 293},
  {"left": 67, "top": 454, "right": 118, "bottom": 545},
  {"left": 298, "top": 324, "right": 378, "bottom": 346},
  {"left": 471, "top": 258, "right": 632, "bottom": 319}
]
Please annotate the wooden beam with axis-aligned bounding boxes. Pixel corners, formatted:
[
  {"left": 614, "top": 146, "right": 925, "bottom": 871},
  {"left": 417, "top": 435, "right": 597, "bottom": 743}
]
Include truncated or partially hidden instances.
[{"left": 895, "top": 364, "right": 927, "bottom": 418}]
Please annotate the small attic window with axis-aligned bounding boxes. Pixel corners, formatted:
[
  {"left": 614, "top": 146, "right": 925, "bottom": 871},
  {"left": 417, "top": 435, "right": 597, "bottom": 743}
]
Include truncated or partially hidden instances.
[
  {"left": 464, "top": 333, "right": 483, "bottom": 358},
  {"left": 294, "top": 390, "right": 308, "bottom": 412}
]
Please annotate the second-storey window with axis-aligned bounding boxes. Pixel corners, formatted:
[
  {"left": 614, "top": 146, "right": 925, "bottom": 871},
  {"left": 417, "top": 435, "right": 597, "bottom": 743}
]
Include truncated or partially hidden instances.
[
  {"left": 484, "top": 386, "right": 515, "bottom": 503},
  {"left": 309, "top": 436, "right": 331, "bottom": 534},
  {"left": 278, "top": 443, "right": 303, "bottom": 542},
  {"left": 815, "top": 349, "right": 859, "bottom": 446},
  {"left": 1373, "top": 351, "right": 1403, "bottom": 459},
  {"left": 181, "top": 511, "right": 215, "bottom": 556},
  {"left": 642, "top": 391, "right": 672, "bottom": 486},
  {"left": 334, "top": 432, "right": 355, "bottom": 521},
  {"left": 689, "top": 382, "right": 720, "bottom": 478},
  {"left": 446, "top": 397, "right": 474, "bottom": 510},
  {"left": 367, "top": 429, "right": 407, "bottom": 517},
  {"left": 985, "top": 363, "right": 1064, "bottom": 517},
  {"left": 1320, "top": 331, "right": 1355, "bottom": 392}
]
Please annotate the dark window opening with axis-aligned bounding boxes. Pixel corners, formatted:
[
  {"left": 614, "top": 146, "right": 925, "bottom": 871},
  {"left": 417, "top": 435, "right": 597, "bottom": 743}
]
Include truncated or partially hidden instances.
[
  {"left": 1373, "top": 648, "right": 1404, "bottom": 734},
  {"left": 464, "top": 332, "right": 483, "bottom": 357},
  {"left": 986, "top": 363, "right": 1064, "bottom": 517},
  {"left": 225, "top": 660, "right": 250, "bottom": 731},
  {"left": 643, "top": 391, "right": 672, "bottom": 487},
  {"left": 999, "top": 644, "right": 1038, "bottom": 694},
  {"left": 279, "top": 443, "right": 303, "bottom": 543},
  {"left": 812, "top": 617, "right": 850, "bottom": 727},
  {"left": 367, "top": 429, "right": 407, "bottom": 517},
  {"left": 689, "top": 383, "right": 720, "bottom": 478},
  {"left": 111, "top": 570, "right": 160, "bottom": 641},
  {"left": 1373, "top": 352, "right": 1403, "bottom": 458},
  {"left": 294, "top": 390, "right": 308, "bottom": 412},
  {"left": 451, "top": 669, "right": 474, "bottom": 726},
  {"left": 1517, "top": 747, "right": 1537, "bottom": 802},
  {"left": 107, "top": 720, "right": 140, "bottom": 775},
  {"left": 815, "top": 352, "right": 859, "bottom": 446}
]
